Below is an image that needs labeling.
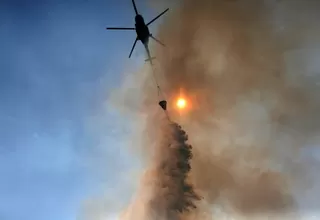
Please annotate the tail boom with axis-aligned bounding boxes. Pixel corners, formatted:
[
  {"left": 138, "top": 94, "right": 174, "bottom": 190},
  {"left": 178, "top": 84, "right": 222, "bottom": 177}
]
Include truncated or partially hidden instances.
[{"left": 145, "top": 57, "right": 156, "bottom": 62}]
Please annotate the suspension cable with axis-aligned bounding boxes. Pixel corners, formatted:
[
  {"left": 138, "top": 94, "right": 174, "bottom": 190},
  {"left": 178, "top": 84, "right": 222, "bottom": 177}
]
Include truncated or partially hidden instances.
[
  {"left": 145, "top": 49, "right": 171, "bottom": 121},
  {"left": 145, "top": 46, "right": 167, "bottom": 101}
]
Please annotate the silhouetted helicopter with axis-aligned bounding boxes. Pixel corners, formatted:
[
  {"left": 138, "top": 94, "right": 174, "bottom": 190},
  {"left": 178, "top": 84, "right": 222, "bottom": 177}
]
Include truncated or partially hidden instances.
[{"left": 106, "top": 0, "right": 169, "bottom": 64}]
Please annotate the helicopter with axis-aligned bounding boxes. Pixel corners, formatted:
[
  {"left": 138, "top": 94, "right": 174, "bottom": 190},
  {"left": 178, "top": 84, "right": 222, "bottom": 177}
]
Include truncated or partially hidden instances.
[{"left": 106, "top": 0, "right": 169, "bottom": 65}]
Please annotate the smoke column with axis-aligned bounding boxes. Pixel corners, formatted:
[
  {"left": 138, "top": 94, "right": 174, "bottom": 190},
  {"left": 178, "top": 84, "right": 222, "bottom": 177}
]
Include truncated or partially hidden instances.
[{"left": 106, "top": 0, "right": 320, "bottom": 219}]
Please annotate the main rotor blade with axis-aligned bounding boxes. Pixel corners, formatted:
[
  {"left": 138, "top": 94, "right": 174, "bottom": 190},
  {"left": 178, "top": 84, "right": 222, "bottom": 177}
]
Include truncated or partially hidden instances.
[
  {"left": 147, "top": 8, "right": 169, "bottom": 26},
  {"left": 149, "top": 34, "right": 165, "bottom": 47},
  {"left": 129, "top": 37, "right": 138, "bottom": 58},
  {"left": 132, "top": 0, "right": 138, "bottom": 15},
  {"left": 106, "top": 27, "right": 135, "bottom": 30}
]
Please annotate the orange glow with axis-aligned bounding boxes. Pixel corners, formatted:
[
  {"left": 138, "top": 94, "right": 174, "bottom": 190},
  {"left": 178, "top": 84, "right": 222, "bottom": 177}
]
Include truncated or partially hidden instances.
[{"left": 176, "top": 98, "right": 187, "bottom": 109}]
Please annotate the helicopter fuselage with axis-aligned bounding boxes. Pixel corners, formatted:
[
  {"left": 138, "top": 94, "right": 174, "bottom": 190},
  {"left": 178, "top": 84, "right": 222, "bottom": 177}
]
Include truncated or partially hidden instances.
[{"left": 135, "top": 14, "right": 150, "bottom": 45}]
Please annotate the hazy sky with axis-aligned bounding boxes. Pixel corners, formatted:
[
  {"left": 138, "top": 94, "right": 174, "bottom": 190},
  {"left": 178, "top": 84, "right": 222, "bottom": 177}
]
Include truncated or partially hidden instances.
[{"left": 0, "top": 0, "right": 163, "bottom": 219}]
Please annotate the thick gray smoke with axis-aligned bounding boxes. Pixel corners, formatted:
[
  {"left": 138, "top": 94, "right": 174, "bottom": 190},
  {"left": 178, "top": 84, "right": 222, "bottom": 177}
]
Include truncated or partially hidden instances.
[
  {"left": 88, "top": 0, "right": 320, "bottom": 219},
  {"left": 148, "top": 0, "right": 320, "bottom": 216}
]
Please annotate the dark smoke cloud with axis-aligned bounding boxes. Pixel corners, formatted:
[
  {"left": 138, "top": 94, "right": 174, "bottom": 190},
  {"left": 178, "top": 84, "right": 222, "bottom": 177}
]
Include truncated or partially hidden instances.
[
  {"left": 143, "top": 0, "right": 320, "bottom": 217},
  {"left": 107, "top": 0, "right": 320, "bottom": 219}
]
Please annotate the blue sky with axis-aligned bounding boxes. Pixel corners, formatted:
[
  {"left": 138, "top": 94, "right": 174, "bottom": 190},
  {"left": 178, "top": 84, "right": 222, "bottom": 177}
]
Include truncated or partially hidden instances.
[{"left": 0, "top": 0, "right": 163, "bottom": 219}]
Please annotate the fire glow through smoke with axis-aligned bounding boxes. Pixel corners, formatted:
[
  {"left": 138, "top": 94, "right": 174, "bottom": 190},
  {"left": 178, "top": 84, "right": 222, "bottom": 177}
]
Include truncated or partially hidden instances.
[{"left": 176, "top": 98, "right": 186, "bottom": 109}]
